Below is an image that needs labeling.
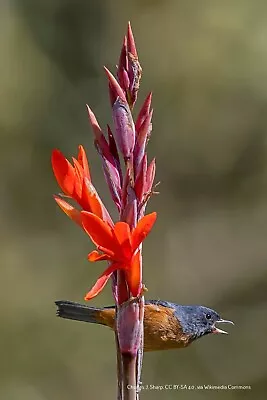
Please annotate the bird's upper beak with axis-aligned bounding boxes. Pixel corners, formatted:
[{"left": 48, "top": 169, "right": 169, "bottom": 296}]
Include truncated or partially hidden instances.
[{"left": 212, "top": 319, "right": 234, "bottom": 334}]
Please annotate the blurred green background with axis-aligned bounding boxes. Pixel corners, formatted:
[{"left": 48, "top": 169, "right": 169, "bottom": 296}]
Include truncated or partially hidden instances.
[{"left": 1, "top": 0, "right": 267, "bottom": 399}]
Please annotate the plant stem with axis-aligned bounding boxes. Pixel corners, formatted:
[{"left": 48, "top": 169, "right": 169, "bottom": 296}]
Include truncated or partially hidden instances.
[
  {"left": 115, "top": 331, "right": 123, "bottom": 400},
  {"left": 121, "top": 353, "right": 137, "bottom": 400}
]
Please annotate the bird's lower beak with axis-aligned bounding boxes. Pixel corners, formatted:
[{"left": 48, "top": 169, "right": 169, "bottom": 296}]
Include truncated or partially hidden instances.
[{"left": 212, "top": 319, "right": 234, "bottom": 334}]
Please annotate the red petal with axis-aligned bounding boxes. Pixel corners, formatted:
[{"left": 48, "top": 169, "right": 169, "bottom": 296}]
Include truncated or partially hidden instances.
[
  {"left": 72, "top": 157, "right": 83, "bottom": 199},
  {"left": 51, "top": 149, "right": 75, "bottom": 196},
  {"left": 126, "top": 251, "right": 141, "bottom": 296},
  {"left": 81, "top": 178, "right": 113, "bottom": 225},
  {"left": 77, "top": 145, "right": 91, "bottom": 181},
  {"left": 84, "top": 262, "right": 122, "bottom": 300},
  {"left": 113, "top": 222, "right": 132, "bottom": 260},
  {"left": 132, "top": 212, "right": 157, "bottom": 251},
  {"left": 81, "top": 178, "right": 104, "bottom": 217},
  {"left": 88, "top": 250, "right": 112, "bottom": 262},
  {"left": 81, "top": 212, "right": 119, "bottom": 254},
  {"left": 97, "top": 245, "right": 118, "bottom": 257},
  {"left": 54, "top": 195, "right": 82, "bottom": 226}
]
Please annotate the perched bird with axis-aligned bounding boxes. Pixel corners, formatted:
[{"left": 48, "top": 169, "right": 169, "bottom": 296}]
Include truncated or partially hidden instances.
[{"left": 55, "top": 300, "right": 234, "bottom": 351}]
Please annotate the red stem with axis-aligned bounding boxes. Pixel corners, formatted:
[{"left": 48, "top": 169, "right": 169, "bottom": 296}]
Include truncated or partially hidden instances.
[{"left": 121, "top": 353, "right": 137, "bottom": 400}]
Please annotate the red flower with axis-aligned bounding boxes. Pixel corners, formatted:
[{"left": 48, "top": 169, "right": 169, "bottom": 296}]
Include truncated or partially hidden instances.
[
  {"left": 81, "top": 211, "right": 157, "bottom": 300},
  {"left": 51, "top": 146, "right": 112, "bottom": 225}
]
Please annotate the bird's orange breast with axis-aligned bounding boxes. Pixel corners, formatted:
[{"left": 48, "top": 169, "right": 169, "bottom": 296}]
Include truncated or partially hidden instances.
[{"left": 96, "top": 303, "right": 191, "bottom": 352}]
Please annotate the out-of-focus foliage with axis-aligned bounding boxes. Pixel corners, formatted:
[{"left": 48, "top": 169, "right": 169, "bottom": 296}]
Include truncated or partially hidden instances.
[{"left": 1, "top": 0, "right": 267, "bottom": 399}]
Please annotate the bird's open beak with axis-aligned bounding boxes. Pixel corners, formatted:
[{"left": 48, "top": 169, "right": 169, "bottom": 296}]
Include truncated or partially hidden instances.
[{"left": 212, "top": 319, "right": 234, "bottom": 334}]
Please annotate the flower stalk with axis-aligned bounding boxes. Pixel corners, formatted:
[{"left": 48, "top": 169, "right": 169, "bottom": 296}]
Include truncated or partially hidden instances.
[{"left": 52, "top": 22, "right": 156, "bottom": 399}]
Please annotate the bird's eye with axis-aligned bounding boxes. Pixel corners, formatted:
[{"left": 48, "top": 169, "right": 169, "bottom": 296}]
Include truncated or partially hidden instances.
[{"left": 206, "top": 313, "right": 212, "bottom": 320}]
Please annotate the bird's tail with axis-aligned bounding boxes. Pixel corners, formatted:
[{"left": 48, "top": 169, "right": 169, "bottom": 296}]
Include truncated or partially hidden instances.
[{"left": 55, "top": 300, "right": 107, "bottom": 326}]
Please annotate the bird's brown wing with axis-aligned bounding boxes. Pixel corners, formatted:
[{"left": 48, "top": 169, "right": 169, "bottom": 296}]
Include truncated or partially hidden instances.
[
  {"left": 99, "top": 302, "right": 191, "bottom": 351},
  {"left": 143, "top": 303, "right": 190, "bottom": 351}
]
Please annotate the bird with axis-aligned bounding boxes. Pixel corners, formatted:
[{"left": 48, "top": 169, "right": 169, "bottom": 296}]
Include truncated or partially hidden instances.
[{"left": 55, "top": 299, "right": 234, "bottom": 351}]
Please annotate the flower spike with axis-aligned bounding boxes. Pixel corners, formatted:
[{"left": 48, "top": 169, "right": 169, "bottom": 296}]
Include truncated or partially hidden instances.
[
  {"left": 52, "top": 24, "right": 157, "bottom": 395},
  {"left": 52, "top": 23, "right": 156, "bottom": 300}
]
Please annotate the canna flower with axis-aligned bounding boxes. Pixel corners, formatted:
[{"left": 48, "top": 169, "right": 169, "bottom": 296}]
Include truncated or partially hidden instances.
[
  {"left": 51, "top": 146, "right": 112, "bottom": 225},
  {"left": 82, "top": 211, "right": 157, "bottom": 300},
  {"left": 52, "top": 23, "right": 156, "bottom": 307}
]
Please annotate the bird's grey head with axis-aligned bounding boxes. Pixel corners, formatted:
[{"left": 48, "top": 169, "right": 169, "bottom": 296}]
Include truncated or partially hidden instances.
[{"left": 173, "top": 305, "right": 234, "bottom": 340}]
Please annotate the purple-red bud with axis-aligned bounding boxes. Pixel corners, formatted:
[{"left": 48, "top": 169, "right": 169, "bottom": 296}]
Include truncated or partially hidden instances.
[
  {"left": 87, "top": 105, "right": 111, "bottom": 158},
  {"left": 118, "top": 36, "right": 128, "bottom": 91},
  {"left": 135, "top": 155, "right": 147, "bottom": 201},
  {"left": 134, "top": 109, "right": 153, "bottom": 175},
  {"left": 95, "top": 141, "right": 122, "bottom": 211},
  {"left": 145, "top": 158, "right": 156, "bottom": 194},
  {"left": 104, "top": 67, "right": 127, "bottom": 105},
  {"left": 102, "top": 160, "right": 122, "bottom": 211},
  {"left": 121, "top": 68, "right": 130, "bottom": 93},
  {"left": 121, "top": 186, "right": 137, "bottom": 229},
  {"left": 136, "top": 92, "right": 152, "bottom": 133},
  {"left": 127, "top": 22, "right": 138, "bottom": 59},
  {"left": 112, "top": 97, "right": 135, "bottom": 160},
  {"left": 107, "top": 125, "right": 123, "bottom": 184}
]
